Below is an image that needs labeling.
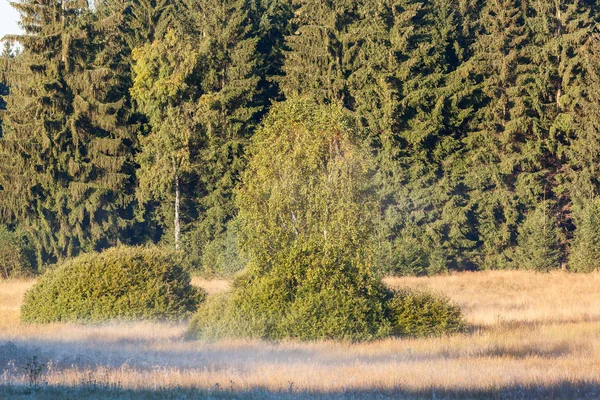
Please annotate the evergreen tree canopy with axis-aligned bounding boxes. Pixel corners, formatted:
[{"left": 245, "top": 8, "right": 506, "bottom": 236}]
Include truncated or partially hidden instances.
[
  {"left": 0, "top": 42, "right": 13, "bottom": 138},
  {"left": 0, "top": 0, "right": 137, "bottom": 264},
  {"left": 1, "top": 0, "right": 600, "bottom": 274}
]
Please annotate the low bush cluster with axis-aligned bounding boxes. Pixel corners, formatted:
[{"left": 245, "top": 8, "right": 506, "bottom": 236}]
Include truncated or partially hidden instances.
[
  {"left": 188, "top": 283, "right": 464, "bottom": 341},
  {"left": 188, "top": 245, "right": 393, "bottom": 341},
  {"left": 21, "top": 246, "right": 205, "bottom": 323}
]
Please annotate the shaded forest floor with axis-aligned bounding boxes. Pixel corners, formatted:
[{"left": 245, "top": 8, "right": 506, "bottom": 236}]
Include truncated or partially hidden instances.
[{"left": 2, "top": 271, "right": 600, "bottom": 399}]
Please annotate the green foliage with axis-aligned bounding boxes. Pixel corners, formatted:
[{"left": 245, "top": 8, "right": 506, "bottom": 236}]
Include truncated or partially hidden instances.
[
  {"left": 0, "top": 0, "right": 138, "bottom": 265},
  {"left": 198, "top": 219, "right": 247, "bottom": 277},
  {"left": 514, "top": 202, "right": 562, "bottom": 272},
  {"left": 187, "top": 293, "right": 233, "bottom": 339},
  {"left": 386, "top": 288, "right": 465, "bottom": 337},
  {"left": 0, "top": 226, "right": 36, "bottom": 279},
  {"left": 3, "top": 0, "right": 600, "bottom": 277},
  {"left": 569, "top": 198, "right": 600, "bottom": 272},
  {"left": 189, "top": 98, "right": 392, "bottom": 341},
  {"left": 21, "top": 246, "right": 205, "bottom": 323},
  {"left": 131, "top": 0, "right": 266, "bottom": 253},
  {"left": 0, "top": 42, "right": 12, "bottom": 138}
]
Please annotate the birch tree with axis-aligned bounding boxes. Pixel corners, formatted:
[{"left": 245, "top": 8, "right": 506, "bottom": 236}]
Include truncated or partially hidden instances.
[{"left": 131, "top": 31, "right": 199, "bottom": 251}]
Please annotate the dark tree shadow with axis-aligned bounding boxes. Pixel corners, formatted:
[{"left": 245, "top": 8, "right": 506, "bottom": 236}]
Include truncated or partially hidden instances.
[{"left": 1, "top": 381, "right": 600, "bottom": 399}]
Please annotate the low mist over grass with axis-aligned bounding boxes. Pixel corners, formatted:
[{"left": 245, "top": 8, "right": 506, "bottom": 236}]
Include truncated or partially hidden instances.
[{"left": 2, "top": 271, "right": 600, "bottom": 398}]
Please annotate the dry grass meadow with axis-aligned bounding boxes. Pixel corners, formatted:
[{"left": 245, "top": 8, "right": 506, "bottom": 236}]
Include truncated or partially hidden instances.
[{"left": 2, "top": 271, "right": 600, "bottom": 399}]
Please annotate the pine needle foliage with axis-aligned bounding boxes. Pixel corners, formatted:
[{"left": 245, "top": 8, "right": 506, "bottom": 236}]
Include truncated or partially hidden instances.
[
  {"left": 387, "top": 287, "right": 465, "bottom": 337},
  {"left": 0, "top": 0, "right": 138, "bottom": 265},
  {"left": 2, "top": 0, "right": 600, "bottom": 275},
  {"left": 569, "top": 198, "right": 600, "bottom": 272},
  {"left": 0, "top": 225, "right": 36, "bottom": 279}
]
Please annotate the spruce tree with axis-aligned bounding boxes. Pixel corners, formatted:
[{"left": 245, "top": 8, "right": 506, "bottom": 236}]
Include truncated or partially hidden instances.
[
  {"left": 379, "top": 0, "right": 478, "bottom": 274},
  {"left": 570, "top": 198, "right": 600, "bottom": 272},
  {"left": 462, "top": 0, "right": 526, "bottom": 269},
  {"left": 0, "top": 0, "right": 137, "bottom": 264},
  {"left": 187, "top": 0, "right": 262, "bottom": 263},
  {"left": 0, "top": 42, "right": 12, "bottom": 138},
  {"left": 127, "top": 0, "right": 182, "bottom": 46},
  {"left": 554, "top": 3, "right": 600, "bottom": 214},
  {"left": 517, "top": 0, "right": 599, "bottom": 258},
  {"left": 279, "top": 0, "right": 356, "bottom": 104},
  {"left": 514, "top": 201, "right": 561, "bottom": 271}
]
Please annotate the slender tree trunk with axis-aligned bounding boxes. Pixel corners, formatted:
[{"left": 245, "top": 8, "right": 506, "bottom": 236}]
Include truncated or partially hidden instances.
[
  {"left": 556, "top": 0, "right": 562, "bottom": 110},
  {"left": 174, "top": 171, "right": 181, "bottom": 252},
  {"left": 61, "top": 0, "right": 66, "bottom": 63}
]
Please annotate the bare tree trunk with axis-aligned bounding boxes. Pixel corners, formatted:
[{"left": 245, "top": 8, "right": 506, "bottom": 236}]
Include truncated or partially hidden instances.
[
  {"left": 556, "top": 0, "right": 562, "bottom": 110},
  {"left": 174, "top": 172, "right": 181, "bottom": 252},
  {"left": 61, "top": 0, "right": 66, "bottom": 63}
]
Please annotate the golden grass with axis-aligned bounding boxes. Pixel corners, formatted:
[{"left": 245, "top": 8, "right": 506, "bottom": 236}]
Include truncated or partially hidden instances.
[
  {"left": 0, "top": 279, "right": 35, "bottom": 332},
  {"left": 2, "top": 270, "right": 600, "bottom": 398},
  {"left": 191, "top": 276, "right": 231, "bottom": 295},
  {"left": 385, "top": 270, "right": 600, "bottom": 326}
]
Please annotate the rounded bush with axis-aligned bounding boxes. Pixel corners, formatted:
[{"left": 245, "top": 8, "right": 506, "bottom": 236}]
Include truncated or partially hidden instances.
[
  {"left": 188, "top": 243, "right": 392, "bottom": 342},
  {"left": 386, "top": 288, "right": 465, "bottom": 337},
  {"left": 21, "top": 246, "right": 205, "bottom": 323}
]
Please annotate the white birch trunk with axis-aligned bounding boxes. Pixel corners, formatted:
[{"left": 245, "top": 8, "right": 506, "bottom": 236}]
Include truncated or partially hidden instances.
[{"left": 174, "top": 173, "right": 181, "bottom": 252}]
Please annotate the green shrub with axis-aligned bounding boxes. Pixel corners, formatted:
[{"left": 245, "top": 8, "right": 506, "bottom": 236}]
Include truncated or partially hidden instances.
[
  {"left": 189, "top": 244, "right": 392, "bottom": 341},
  {"left": 386, "top": 288, "right": 465, "bottom": 337},
  {"left": 21, "top": 246, "right": 205, "bottom": 323},
  {"left": 0, "top": 226, "right": 36, "bottom": 279},
  {"left": 187, "top": 293, "right": 243, "bottom": 339}
]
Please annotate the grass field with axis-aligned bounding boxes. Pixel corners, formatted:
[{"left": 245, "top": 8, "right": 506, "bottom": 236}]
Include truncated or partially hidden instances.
[{"left": 2, "top": 271, "right": 600, "bottom": 399}]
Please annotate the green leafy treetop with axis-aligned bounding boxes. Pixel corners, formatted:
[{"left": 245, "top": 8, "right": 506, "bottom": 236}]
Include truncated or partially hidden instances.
[{"left": 190, "top": 97, "right": 392, "bottom": 341}]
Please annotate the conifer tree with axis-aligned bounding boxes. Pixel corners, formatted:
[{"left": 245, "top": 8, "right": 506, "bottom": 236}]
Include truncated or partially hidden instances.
[
  {"left": 514, "top": 201, "right": 561, "bottom": 271},
  {"left": 127, "top": 0, "right": 182, "bottom": 46},
  {"left": 462, "top": 0, "right": 526, "bottom": 269},
  {"left": 244, "top": 0, "right": 293, "bottom": 106},
  {"left": 186, "top": 0, "right": 262, "bottom": 262},
  {"left": 0, "top": 42, "right": 12, "bottom": 138},
  {"left": 0, "top": 0, "right": 137, "bottom": 264},
  {"left": 279, "top": 0, "right": 356, "bottom": 104},
  {"left": 379, "top": 0, "right": 478, "bottom": 274},
  {"left": 570, "top": 198, "right": 600, "bottom": 272},
  {"left": 553, "top": 3, "right": 600, "bottom": 216},
  {"left": 516, "top": 0, "right": 598, "bottom": 256}
]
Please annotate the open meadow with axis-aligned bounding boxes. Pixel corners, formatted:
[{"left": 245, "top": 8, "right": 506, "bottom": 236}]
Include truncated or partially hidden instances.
[{"left": 1, "top": 270, "right": 600, "bottom": 399}]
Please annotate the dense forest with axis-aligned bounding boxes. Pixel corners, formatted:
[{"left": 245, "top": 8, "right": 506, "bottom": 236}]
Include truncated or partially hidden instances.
[{"left": 1, "top": 0, "right": 600, "bottom": 276}]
